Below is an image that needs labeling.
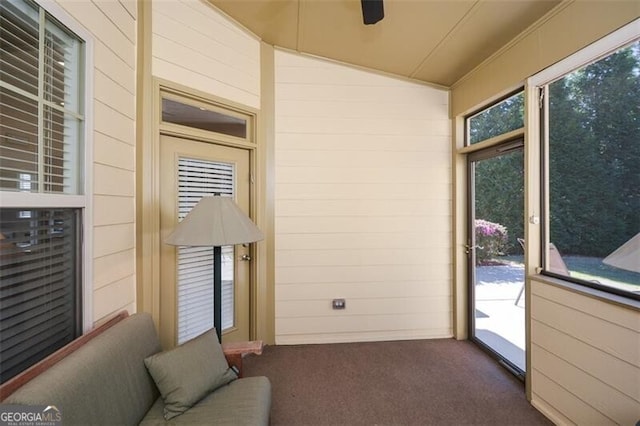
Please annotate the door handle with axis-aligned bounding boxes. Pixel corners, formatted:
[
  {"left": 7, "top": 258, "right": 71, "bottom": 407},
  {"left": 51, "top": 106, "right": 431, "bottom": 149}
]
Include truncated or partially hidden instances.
[
  {"left": 240, "top": 254, "right": 251, "bottom": 261},
  {"left": 464, "top": 244, "right": 483, "bottom": 254}
]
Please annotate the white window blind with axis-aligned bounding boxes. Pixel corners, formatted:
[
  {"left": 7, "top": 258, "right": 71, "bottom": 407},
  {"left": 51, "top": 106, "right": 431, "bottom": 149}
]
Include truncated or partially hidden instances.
[
  {"left": 176, "top": 157, "right": 235, "bottom": 344},
  {"left": 0, "top": 0, "right": 85, "bottom": 384},
  {"left": 0, "top": 208, "right": 80, "bottom": 382},
  {"left": 0, "top": 0, "right": 83, "bottom": 195}
]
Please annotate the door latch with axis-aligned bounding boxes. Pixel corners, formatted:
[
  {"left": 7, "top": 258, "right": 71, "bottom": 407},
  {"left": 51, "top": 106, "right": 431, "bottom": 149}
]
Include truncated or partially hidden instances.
[{"left": 464, "top": 244, "right": 483, "bottom": 254}]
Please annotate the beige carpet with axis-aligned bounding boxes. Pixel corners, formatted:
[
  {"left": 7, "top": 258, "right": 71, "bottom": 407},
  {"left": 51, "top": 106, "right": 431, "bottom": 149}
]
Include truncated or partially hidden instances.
[{"left": 243, "top": 338, "right": 552, "bottom": 425}]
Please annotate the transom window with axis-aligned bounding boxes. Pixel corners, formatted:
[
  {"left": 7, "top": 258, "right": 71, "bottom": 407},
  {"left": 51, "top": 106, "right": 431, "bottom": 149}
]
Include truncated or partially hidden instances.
[
  {"left": 161, "top": 95, "right": 253, "bottom": 142},
  {"left": 466, "top": 91, "right": 524, "bottom": 145}
]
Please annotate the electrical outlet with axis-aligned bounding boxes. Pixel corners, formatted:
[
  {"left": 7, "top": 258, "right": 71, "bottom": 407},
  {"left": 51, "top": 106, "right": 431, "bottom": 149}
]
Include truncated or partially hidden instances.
[{"left": 332, "top": 299, "right": 346, "bottom": 309}]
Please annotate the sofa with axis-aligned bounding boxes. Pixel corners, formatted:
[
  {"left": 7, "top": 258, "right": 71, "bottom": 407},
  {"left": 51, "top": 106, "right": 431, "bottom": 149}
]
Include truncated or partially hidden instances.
[{"left": 0, "top": 312, "right": 271, "bottom": 425}]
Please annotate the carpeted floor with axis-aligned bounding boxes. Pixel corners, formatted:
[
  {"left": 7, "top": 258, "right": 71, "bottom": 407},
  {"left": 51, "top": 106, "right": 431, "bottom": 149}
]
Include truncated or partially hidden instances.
[{"left": 243, "top": 338, "right": 552, "bottom": 425}]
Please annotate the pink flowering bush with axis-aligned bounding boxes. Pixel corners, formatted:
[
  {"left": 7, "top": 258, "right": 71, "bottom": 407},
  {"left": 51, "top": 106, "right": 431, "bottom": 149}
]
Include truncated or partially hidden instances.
[{"left": 475, "top": 219, "right": 508, "bottom": 264}]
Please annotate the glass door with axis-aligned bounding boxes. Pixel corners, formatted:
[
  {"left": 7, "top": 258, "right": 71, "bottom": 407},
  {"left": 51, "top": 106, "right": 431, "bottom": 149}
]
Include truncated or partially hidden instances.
[{"left": 468, "top": 140, "right": 525, "bottom": 375}]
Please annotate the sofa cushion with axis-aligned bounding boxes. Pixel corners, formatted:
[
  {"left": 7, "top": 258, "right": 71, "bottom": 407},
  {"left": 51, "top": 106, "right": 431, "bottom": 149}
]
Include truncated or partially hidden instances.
[
  {"left": 4, "top": 313, "right": 162, "bottom": 426},
  {"left": 139, "top": 376, "right": 271, "bottom": 426},
  {"left": 144, "top": 328, "right": 237, "bottom": 420}
]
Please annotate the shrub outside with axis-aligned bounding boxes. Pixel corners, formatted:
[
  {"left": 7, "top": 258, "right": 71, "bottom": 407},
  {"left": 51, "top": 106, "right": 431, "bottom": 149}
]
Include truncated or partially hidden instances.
[{"left": 475, "top": 219, "right": 509, "bottom": 264}]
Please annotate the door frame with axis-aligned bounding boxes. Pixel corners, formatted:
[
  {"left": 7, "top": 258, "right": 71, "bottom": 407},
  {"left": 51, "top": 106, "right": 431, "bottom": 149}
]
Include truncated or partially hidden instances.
[
  {"left": 159, "top": 136, "right": 252, "bottom": 346},
  {"left": 466, "top": 138, "right": 525, "bottom": 379},
  {"left": 452, "top": 88, "right": 540, "bottom": 400},
  {"left": 137, "top": 79, "right": 270, "bottom": 348}
]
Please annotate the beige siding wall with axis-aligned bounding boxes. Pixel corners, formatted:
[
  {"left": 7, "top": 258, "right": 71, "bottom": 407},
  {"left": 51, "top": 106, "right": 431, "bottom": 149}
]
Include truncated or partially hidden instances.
[
  {"left": 151, "top": 0, "right": 260, "bottom": 109},
  {"left": 54, "top": 0, "right": 138, "bottom": 323},
  {"left": 530, "top": 280, "right": 640, "bottom": 424},
  {"left": 451, "top": 1, "right": 639, "bottom": 115},
  {"left": 274, "top": 50, "right": 451, "bottom": 344}
]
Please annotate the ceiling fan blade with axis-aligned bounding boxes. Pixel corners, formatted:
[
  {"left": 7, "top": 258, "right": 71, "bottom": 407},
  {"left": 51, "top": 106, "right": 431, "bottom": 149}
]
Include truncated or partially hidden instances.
[{"left": 361, "top": 0, "right": 384, "bottom": 25}]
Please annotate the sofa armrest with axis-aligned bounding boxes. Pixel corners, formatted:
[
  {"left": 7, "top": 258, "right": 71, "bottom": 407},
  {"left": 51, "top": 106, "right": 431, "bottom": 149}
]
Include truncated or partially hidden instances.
[
  {"left": 222, "top": 340, "right": 263, "bottom": 377},
  {"left": 0, "top": 311, "right": 130, "bottom": 401}
]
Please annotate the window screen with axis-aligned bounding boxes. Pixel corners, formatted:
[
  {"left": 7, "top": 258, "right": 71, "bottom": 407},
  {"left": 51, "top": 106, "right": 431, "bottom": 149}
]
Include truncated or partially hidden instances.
[{"left": 544, "top": 40, "right": 639, "bottom": 299}]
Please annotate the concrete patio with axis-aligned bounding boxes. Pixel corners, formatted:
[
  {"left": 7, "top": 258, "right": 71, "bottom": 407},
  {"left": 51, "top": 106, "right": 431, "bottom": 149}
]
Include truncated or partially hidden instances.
[{"left": 474, "top": 263, "right": 526, "bottom": 371}]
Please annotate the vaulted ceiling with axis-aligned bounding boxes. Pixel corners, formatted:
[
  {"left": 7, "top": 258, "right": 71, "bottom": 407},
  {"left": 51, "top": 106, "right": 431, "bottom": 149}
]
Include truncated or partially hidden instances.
[{"left": 209, "top": 0, "right": 562, "bottom": 87}]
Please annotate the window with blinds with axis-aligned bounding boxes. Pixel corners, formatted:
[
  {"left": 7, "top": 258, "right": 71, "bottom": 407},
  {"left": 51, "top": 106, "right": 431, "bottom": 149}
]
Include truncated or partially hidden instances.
[
  {"left": 0, "top": 0, "right": 85, "bottom": 384},
  {"left": 177, "top": 157, "right": 235, "bottom": 344},
  {"left": 0, "top": 208, "right": 81, "bottom": 382},
  {"left": 0, "top": 0, "right": 84, "bottom": 194}
]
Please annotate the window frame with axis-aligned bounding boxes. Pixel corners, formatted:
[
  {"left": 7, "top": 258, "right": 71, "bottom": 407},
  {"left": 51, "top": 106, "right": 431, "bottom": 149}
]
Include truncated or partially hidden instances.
[
  {"left": 527, "top": 18, "right": 640, "bottom": 301},
  {"left": 0, "top": 0, "right": 94, "bottom": 331}
]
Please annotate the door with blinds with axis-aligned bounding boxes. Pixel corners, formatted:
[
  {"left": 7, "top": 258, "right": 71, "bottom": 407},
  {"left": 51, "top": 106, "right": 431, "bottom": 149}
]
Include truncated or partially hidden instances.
[{"left": 160, "top": 135, "right": 251, "bottom": 346}]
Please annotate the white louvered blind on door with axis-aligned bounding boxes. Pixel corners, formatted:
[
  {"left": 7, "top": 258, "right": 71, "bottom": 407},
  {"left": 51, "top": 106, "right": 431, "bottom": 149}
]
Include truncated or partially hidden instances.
[{"left": 176, "top": 157, "right": 235, "bottom": 344}]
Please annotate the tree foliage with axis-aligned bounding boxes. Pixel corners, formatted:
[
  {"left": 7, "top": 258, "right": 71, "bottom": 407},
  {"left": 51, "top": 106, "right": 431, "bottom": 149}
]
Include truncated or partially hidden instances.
[
  {"left": 474, "top": 149, "right": 524, "bottom": 255},
  {"left": 475, "top": 219, "right": 509, "bottom": 263},
  {"left": 469, "top": 93, "right": 524, "bottom": 144},
  {"left": 548, "top": 43, "right": 640, "bottom": 256},
  {"left": 473, "top": 42, "right": 639, "bottom": 257},
  {"left": 472, "top": 94, "right": 525, "bottom": 255}
]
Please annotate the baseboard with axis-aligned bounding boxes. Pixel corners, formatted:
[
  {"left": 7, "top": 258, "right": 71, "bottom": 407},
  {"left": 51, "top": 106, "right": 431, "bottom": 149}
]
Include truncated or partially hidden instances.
[
  {"left": 531, "top": 395, "right": 571, "bottom": 426},
  {"left": 275, "top": 330, "right": 453, "bottom": 345}
]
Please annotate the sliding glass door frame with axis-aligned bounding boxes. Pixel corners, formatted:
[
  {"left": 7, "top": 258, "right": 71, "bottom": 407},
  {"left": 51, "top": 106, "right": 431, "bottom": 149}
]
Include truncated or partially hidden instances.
[{"left": 467, "top": 137, "right": 525, "bottom": 380}]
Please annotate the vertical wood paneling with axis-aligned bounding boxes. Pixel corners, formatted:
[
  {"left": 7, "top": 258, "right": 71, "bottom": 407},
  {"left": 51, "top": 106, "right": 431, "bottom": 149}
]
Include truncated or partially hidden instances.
[
  {"left": 55, "top": 0, "right": 138, "bottom": 322},
  {"left": 274, "top": 50, "right": 451, "bottom": 344},
  {"left": 151, "top": 0, "right": 260, "bottom": 108},
  {"left": 531, "top": 279, "right": 640, "bottom": 424}
]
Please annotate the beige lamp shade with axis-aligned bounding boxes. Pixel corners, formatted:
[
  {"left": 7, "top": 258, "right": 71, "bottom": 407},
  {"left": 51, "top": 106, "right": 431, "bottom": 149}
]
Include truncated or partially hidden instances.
[{"left": 165, "top": 196, "right": 263, "bottom": 246}]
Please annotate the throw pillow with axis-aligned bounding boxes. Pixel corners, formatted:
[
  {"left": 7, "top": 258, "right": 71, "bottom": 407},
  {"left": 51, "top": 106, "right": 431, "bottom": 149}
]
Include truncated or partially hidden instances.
[{"left": 144, "top": 328, "right": 237, "bottom": 420}]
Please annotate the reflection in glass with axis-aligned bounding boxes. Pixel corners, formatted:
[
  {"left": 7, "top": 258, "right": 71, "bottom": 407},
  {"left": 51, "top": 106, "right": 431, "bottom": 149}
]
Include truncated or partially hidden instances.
[{"left": 162, "top": 98, "right": 247, "bottom": 139}]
